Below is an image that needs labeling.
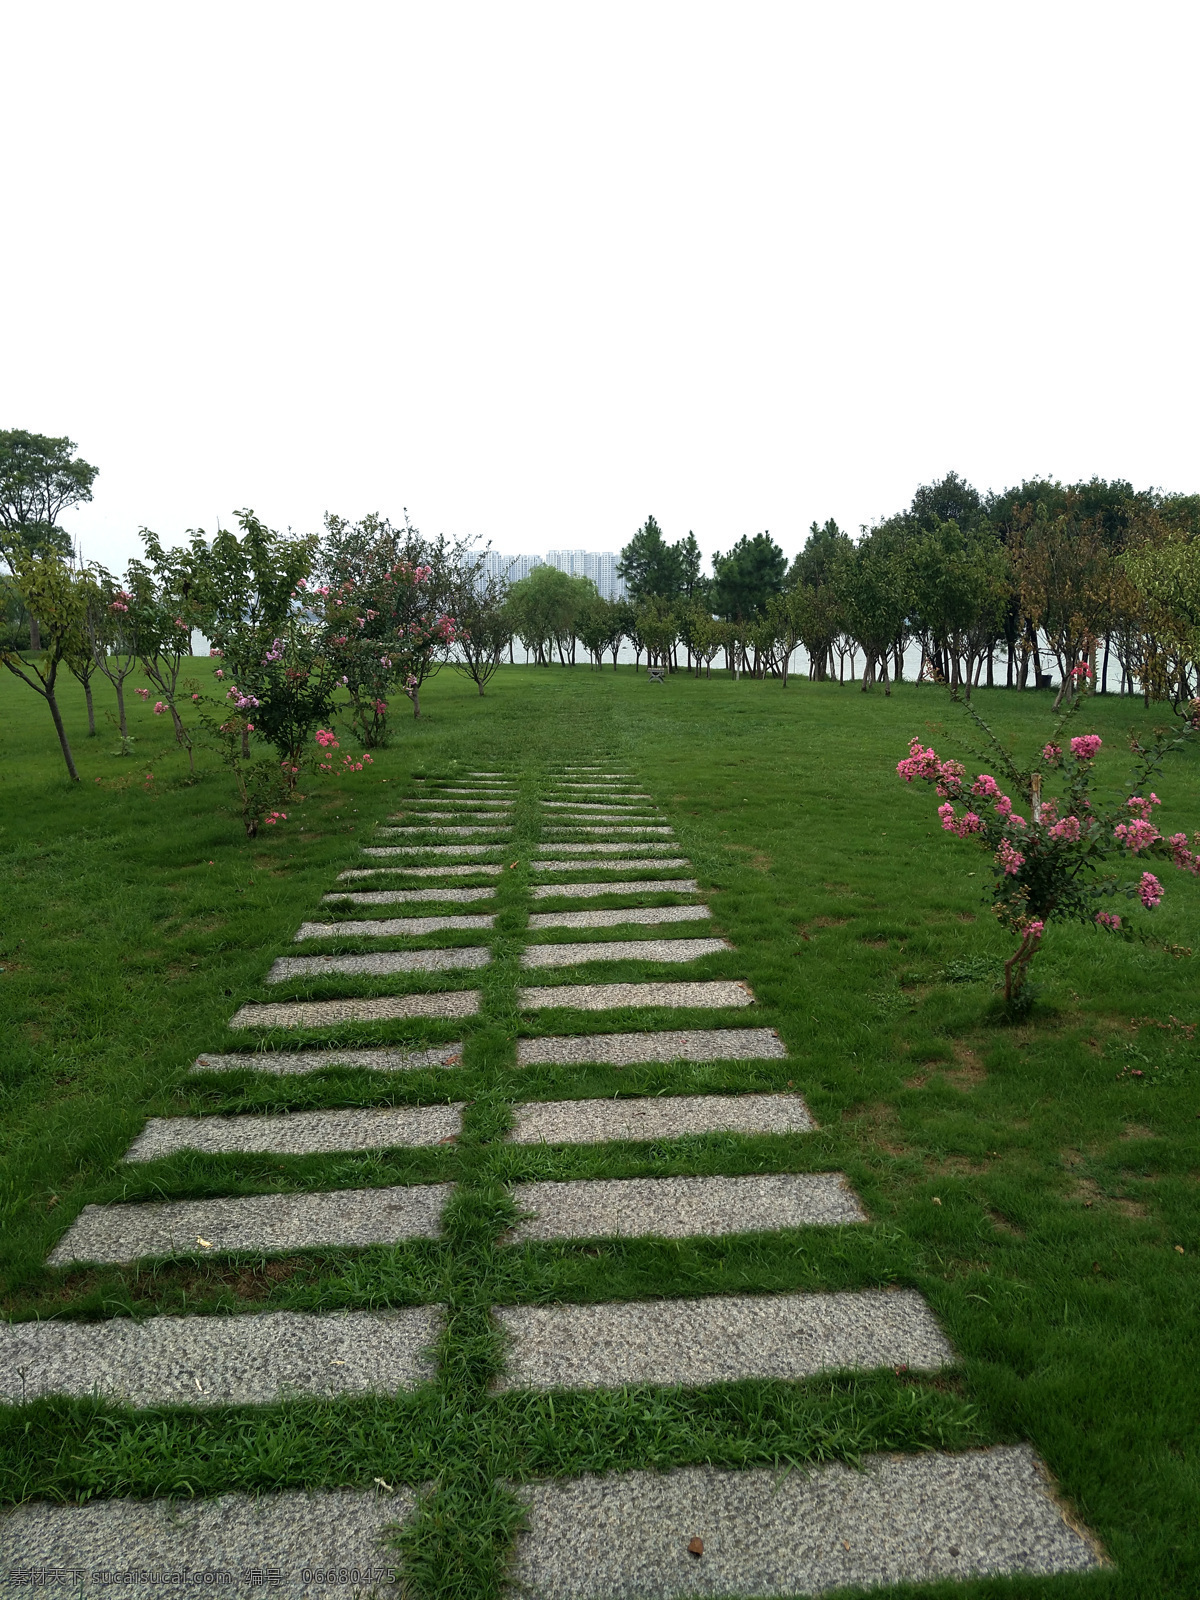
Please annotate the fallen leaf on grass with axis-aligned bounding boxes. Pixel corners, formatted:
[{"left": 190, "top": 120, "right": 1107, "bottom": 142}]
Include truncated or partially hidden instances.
[{"left": 687, "top": 1538, "right": 703, "bottom": 1558}]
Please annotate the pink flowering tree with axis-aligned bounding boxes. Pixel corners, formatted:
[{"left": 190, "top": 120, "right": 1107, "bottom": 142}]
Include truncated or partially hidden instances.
[
  {"left": 898, "top": 693, "right": 1199, "bottom": 1003},
  {"left": 125, "top": 539, "right": 200, "bottom": 774},
  {"left": 320, "top": 513, "right": 463, "bottom": 739}
]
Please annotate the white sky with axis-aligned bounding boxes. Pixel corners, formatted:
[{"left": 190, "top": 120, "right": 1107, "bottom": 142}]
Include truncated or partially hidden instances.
[{"left": 5, "top": 1, "right": 1199, "bottom": 578}]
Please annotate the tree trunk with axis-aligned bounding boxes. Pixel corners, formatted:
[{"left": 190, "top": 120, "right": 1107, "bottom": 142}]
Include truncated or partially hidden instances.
[
  {"left": 115, "top": 679, "right": 128, "bottom": 736},
  {"left": 46, "top": 686, "right": 80, "bottom": 782},
  {"left": 30, "top": 614, "right": 42, "bottom": 652},
  {"left": 1101, "top": 633, "right": 1111, "bottom": 694},
  {"left": 84, "top": 677, "right": 96, "bottom": 734}
]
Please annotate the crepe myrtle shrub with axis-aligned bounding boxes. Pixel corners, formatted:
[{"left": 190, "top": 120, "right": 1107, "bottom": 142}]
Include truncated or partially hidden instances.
[
  {"left": 319, "top": 512, "right": 467, "bottom": 737},
  {"left": 195, "top": 707, "right": 373, "bottom": 839},
  {"left": 898, "top": 685, "right": 1200, "bottom": 1003}
]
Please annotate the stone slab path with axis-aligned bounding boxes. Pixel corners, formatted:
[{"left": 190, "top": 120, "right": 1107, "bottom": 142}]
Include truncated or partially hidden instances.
[
  {"left": 494, "top": 1289, "right": 952, "bottom": 1389},
  {"left": 0, "top": 1488, "right": 416, "bottom": 1597},
  {"left": 18, "top": 762, "right": 1102, "bottom": 1596},
  {"left": 509, "top": 1173, "right": 865, "bottom": 1241},
  {"left": 125, "top": 1104, "right": 464, "bottom": 1161},
  {"left": 48, "top": 1183, "right": 453, "bottom": 1265},
  {"left": 515, "top": 1029, "right": 784, "bottom": 1066},
  {"left": 518, "top": 980, "right": 753, "bottom": 1010},
  {"left": 507, "top": 1093, "right": 812, "bottom": 1143},
  {"left": 508, "top": 1446, "right": 1102, "bottom": 1598},
  {"left": 191, "top": 1044, "right": 462, "bottom": 1075},
  {"left": 231, "top": 992, "right": 481, "bottom": 1028},
  {"left": 0, "top": 1306, "right": 441, "bottom": 1406}
]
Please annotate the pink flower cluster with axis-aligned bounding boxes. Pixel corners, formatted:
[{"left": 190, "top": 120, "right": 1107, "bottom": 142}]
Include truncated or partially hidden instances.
[
  {"left": 1095, "top": 911, "right": 1122, "bottom": 931},
  {"left": 1113, "top": 818, "right": 1160, "bottom": 854},
  {"left": 996, "top": 839, "right": 1026, "bottom": 875},
  {"left": 262, "top": 811, "right": 288, "bottom": 826},
  {"left": 1070, "top": 735, "right": 1103, "bottom": 760},
  {"left": 971, "top": 773, "right": 1000, "bottom": 798},
  {"left": 1042, "top": 743, "right": 1061, "bottom": 762},
  {"left": 1169, "top": 832, "right": 1200, "bottom": 874},
  {"left": 1048, "top": 815, "right": 1082, "bottom": 842},
  {"left": 153, "top": 701, "right": 167, "bottom": 716},
  {"left": 896, "top": 739, "right": 963, "bottom": 796},
  {"left": 109, "top": 592, "right": 131, "bottom": 614},
  {"left": 1139, "top": 872, "right": 1164, "bottom": 909},
  {"left": 263, "top": 638, "right": 285, "bottom": 664},
  {"left": 226, "top": 686, "right": 261, "bottom": 710},
  {"left": 1127, "top": 794, "right": 1161, "bottom": 819},
  {"left": 938, "top": 802, "right": 983, "bottom": 838},
  {"left": 315, "top": 729, "right": 340, "bottom": 748}
]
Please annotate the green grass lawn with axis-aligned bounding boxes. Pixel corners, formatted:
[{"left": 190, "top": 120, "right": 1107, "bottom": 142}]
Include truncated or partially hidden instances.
[{"left": 2, "top": 660, "right": 1199, "bottom": 1598}]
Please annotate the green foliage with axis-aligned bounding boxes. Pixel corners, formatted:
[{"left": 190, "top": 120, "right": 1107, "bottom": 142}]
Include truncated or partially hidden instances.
[
  {"left": 0, "top": 429, "right": 97, "bottom": 573},
  {"left": 712, "top": 531, "right": 787, "bottom": 622}
]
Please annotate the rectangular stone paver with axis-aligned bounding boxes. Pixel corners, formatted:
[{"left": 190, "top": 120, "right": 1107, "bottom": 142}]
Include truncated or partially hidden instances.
[
  {"left": 543, "top": 802, "right": 660, "bottom": 812},
  {"left": 528, "top": 907, "right": 710, "bottom": 931},
  {"left": 530, "top": 879, "right": 697, "bottom": 898},
  {"left": 338, "top": 865, "right": 503, "bottom": 879},
  {"left": 376, "top": 825, "right": 511, "bottom": 837},
  {"left": 533, "top": 843, "right": 679, "bottom": 856},
  {"left": 296, "top": 915, "right": 494, "bottom": 938},
  {"left": 47, "top": 1182, "right": 453, "bottom": 1266},
  {"left": 516, "top": 1029, "right": 783, "bottom": 1067},
  {"left": 364, "top": 844, "right": 503, "bottom": 857},
  {"left": 509, "top": 1172, "right": 864, "bottom": 1242},
  {"left": 533, "top": 858, "right": 692, "bottom": 873},
  {"left": 519, "top": 981, "right": 752, "bottom": 1011},
  {"left": 192, "top": 1044, "right": 463, "bottom": 1075},
  {"left": 521, "top": 939, "right": 729, "bottom": 968},
  {"left": 231, "top": 992, "right": 481, "bottom": 1029},
  {"left": 0, "top": 1306, "right": 441, "bottom": 1408},
  {"left": 542, "top": 826, "right": 674, "bottom": 836},
  {"left": 508, "top": 1445, "right": 1103, "bottom": 1598},
  {"left": 495, "top": 1288, "right": 949, "bottom": 1390},
  {"left": 125, "top": 1104, "right": 464, "bottom": 1161},
  {"left": 0, "top": 1488, "right": 414, "bottom": 1598},
  {"left": 323, "top": 888, "right": 497, "bottom": 905},
  {"left": 387, "top": 809, "right": 511, "bottom": 820},
  {"left": 268, "top": 948, "right": 490, "bottom": 982},
  {"left": 508, "top": 1093, "right": 812, "bottom": 1144}
]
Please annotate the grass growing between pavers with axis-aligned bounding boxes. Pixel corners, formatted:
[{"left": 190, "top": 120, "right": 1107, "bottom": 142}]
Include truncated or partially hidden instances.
[{"left": 3, "top": 663, "right": 1200, "bottom": 1595}]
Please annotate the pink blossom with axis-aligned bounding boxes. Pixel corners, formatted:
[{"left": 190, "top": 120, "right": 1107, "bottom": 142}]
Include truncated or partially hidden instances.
[
  {"left": 363, "top": 753, "right": 374, "bottom": 764},
  {"left": 135, "top": 687, "right": 149, "bottom": 700},
  {"left": 897, "top": 737, "right": 941, "bottom": 784},
  {"left": 315, "top": 729, "right": 340, "bottom": 748},
  {"left": 296, "top": 578, "right": 307, "bottom": 589},
  {"left": 1127, "top": 793, "right": 1161, "bottom": 820},
  {"left": 1041, "top": 743, "right": 1061, "bottom": 762},
  {"left": 215, "top": 668, "right": 225, "bottom": 680},
  {"left": 1138, "top": 871, "right": 1164, "bottom": 909},
  {"left": 1070, "top": 662, "right": 1093, "bottom": 680},
  {"left": 1095, "top": 911, "right": 1122, "bottom": 930},
  {"left": 996, "top": 839, "right": 1026, "bottom": 875},
  {"left": 1169, "top": 832, "right": 1200, "bottom": 874},
  {"left": 1070, "top": 734, "right": 1103, "bottom": 760},
  {"left": 994, "top": 795, "right": 1014, "bottom": 819},
  {"left": 1049, "top": 815, "right": 1082, "bottom": 842},
  {"left": 1025, "top": 919, "right": 1045, "bottom": 939},
  {"left": 971, "top": 773, "right": 1000, "bottom": 798},
  {"left": 935, "top": 760, "right": 966, "bottom": 798},
  {"left": 1113, "top": 818, "right": 1161, "bottom": 854},
  {"left": 153, "top": 701, "right": 166, "bottom": 715}
]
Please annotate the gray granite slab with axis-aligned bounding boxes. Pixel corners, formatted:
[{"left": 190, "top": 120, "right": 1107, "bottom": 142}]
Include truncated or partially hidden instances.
[
  {"left": 376, "top": 825, "right": 511, "bottom": 837},
  {"left": 519, "top": 981, "right": 753, "bottom": 1011},
  {"left": 495, "top": 1288, "right": 949, "bottom": 1390},
  {"left": 509, "top": 1172, "right": 864, "bottom": 1242},
  {"left": 0, "top": 1487, "right": 413, "bottom": 1598},
  {"left": 47, "top": 1183, "right": 453, "bottom": 1266},
  {"left": 363, "top": 844, "right": 502, "bottom": 857},
  {"left": 508, "top": 1445, "right": 1103, "bottom": 1597},
  {"left": 296, "top": 914, "right": 494, "bottom": 938},
  {"left": 0, "top": 1306, "right": 441, "bottom": 1408},
  {"left": 508, "top": 1093, "right": 812, "bottom": 1144},
  {"left": 338, "top": 865, "right": 504, "bottom": 879},
  {"left": 544, "top": 802, "right": 659, "bottom": 812},
  {"left": 267, "top": 948, "right": 490, "bottom": 982},
  {"left": 531, "top": 879, "right": 698, "bottom": 898},
  {"left": 528, "top": 907, "right": 710, "bottom": 931},
  {"left": 516, "top": 1030, "right": 784, "bottom": 1067},
  {"left": 533, "top": 859, "right": 692, "bottom": 873},
  {"left": 542, "top": 826, "right": 674, "bottom": 836},
  {"left": 191, "top": 1044, "right": 464, "bottom": 1075},
  {"left": 125, "top": 1105, "right": 463, "bottom": 1162},
  {"left": 533, "top": 843, "right": 678, "bottom": 856},
  {"left": 324, "top": 888, "right": 496, "bottom": 905},
  {"left": 388, "top": 809, "right": 511, "bottom": 819},
  {"left": 230, "top": 992, "right": 481, "bottom": 1029},
  {"left": 521, "top": 939, "right": 729, "bottom": 968}
]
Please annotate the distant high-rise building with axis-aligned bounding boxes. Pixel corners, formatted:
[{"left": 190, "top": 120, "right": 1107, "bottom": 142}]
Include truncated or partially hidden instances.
[{"left": 481, "top": 549, "right": 626, "bottom": 600}]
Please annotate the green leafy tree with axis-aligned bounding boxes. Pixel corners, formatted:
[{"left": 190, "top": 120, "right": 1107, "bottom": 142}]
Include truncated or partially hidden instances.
[
  {"left": 0, "top": 431, "right": 98, "bottom": 649},
  {"left": 507, "top": 566, "right": 592, "bottom": 665},
  {"left": 84, "top": 569, "right": 142, "bottom": 741},
  {"left": 787, "top": 521, "right": 853, "bottom": 681},
  {"left": 449, "top": 569, "right": 511, "bottom": 695},
  {"left": 841, "top": 532, "right": 912, "bottom": 695},
  {"left": 0, "top": 555, "right": 88, "bottom": 779},
  {"left": 617, "top": 515, "right": 684, "bottom": 603},
  {"left": 712, "top": 532, "right": 787, "bottom": 624}
]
